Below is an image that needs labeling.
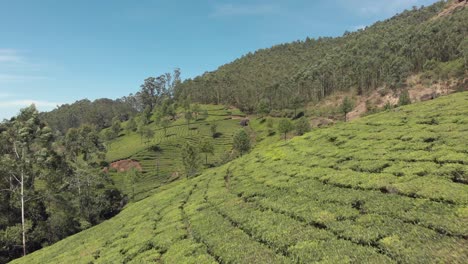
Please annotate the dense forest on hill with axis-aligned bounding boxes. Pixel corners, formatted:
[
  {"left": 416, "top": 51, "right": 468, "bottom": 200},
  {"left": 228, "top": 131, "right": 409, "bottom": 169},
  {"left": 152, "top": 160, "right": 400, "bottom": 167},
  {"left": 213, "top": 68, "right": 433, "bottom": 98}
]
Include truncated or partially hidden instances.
[
  {"left": 40, "top": 98, "right": 137, "bottom": 134},
  {"left": 176, "top": 1, "right": 467, "bottom": 112}
]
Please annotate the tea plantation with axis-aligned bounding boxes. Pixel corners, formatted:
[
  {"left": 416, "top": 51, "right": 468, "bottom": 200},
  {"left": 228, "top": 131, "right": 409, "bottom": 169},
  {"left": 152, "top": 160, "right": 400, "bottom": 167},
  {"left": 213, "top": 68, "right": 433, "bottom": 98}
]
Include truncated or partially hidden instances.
[
  {"left": 105, "top": 105, "right": 246, "bottom": 201},
  {"left": 13, "top": 92, "right": 468, "bottom": 263}
]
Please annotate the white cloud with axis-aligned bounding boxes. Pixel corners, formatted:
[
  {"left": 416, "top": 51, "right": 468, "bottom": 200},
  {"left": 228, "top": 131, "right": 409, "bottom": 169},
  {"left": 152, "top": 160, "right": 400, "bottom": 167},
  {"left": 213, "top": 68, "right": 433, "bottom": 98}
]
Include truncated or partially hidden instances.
[
  {"left": 211, "top": 3, "right": 280, "bottom": 17},
  {"left": 0, "top": 74, "right": 48, "bottom": 82},
  {"left": 0, "top": 100, "right": 62, "bottom": 108},
  {"left": 0, "top": 49, "right": 23, "bottom": 63}
]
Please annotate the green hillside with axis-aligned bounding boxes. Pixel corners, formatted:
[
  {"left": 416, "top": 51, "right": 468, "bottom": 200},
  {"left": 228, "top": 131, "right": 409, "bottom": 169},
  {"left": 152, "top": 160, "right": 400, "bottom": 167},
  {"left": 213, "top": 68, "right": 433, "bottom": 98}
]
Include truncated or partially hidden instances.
[
  {"left": 176, "top": 1, "right": 467, "bottom": 112},
  {"left": 13, "top": 92, "right": 468, "bottom": 264},
  {"left": 103, "top": 105, "right": 246, "bottom": 201}
]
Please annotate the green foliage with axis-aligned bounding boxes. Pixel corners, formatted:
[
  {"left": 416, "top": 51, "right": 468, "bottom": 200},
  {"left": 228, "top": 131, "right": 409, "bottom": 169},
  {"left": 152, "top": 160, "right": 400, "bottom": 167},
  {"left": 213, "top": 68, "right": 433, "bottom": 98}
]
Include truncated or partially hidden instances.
[
  {"left": 210, "top": 123, "right": 218, "bottom": 138},
  {"left": 1, "top": 106, "right": 123, "bottom": 263},
  {"left": 233, "top": 129, "right": 251, "bottom": 156},
  {"left": 398, "top": 90, "right": 412, "bottom": 106},
  {"left": 199, "top": 138, "right": 215, "bottom": 165},
  {"left": 340, "top": 97, "right": 354, "bottom": 122},
  {"left": 181, "top": 141, "right": 200, "bottom": 178},
  {"left": 125, "top": 118, "right": 137, "bottom": 132},
  {"left": 160, "top": 118, "right": 171, "bottom": 137},
  {"left": 278, "top": 119, "right": 293, "bottom": 140},
  {"left": 111, "top": 117, "right": 121, "bottom": 137},
  {"left": 40, "top": 98, "right": 136, "bottom": 133},
  {"left": 256, "top": 99, "right": 270, "bottom": 117},
  {"left": 295, "top": 117, "right": 311, "bottom": 136}
]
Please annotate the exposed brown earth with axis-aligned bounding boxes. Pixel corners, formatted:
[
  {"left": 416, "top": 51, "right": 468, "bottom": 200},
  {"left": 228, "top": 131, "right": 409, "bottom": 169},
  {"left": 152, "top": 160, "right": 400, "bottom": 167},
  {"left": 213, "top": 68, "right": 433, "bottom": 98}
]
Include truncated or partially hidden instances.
[{"left": 103, "top": 159, "right": 143, "bottom": 173}]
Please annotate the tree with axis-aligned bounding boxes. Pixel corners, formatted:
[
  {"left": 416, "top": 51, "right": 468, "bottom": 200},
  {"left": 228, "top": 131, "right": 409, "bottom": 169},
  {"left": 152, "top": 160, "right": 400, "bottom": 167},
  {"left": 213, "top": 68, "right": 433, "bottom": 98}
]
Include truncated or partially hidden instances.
[
  {"left": 192, "top": 104, "right": 201, "bottom": 120},
  {"left": 256, "top": 99, "right": 270, "bottom": 117},
  {"left": 210, "top": 123, "right": 218, "bottom": 138},
  {"left": 278, "top": 119, "right": 293, "bottom": 140},
  {"left": 340, "top": 97, "right": 354, "bottom": 122},
  {"left": 126, "top": 118, "right": 137, "bottom": 132},
  {"left": 201, "top": 109, "right": 209, "bottom": 120},
  {"left": 233, "top": 129, "right": 251, "bottom": 156},
  {"left": 161, "top": 118, "right": 171, "bottom": 137},
  {"left": 141, "top": 127, "right": 155, "bottom": 144},
  {"left": 398, "top": 90, "right": 411, "bottom": 106},
  {"left": 111, "top": 117, "right": 121, "bottom": 137},
  {"left": 295, "top": 117, "right": 311, "bottom": 136},
  {"left": 0, "top": 105, "right": 52, "bottom": 257},
  {"left": 167, "top": 104, "right": 177, "bottom": 120},
  {"left": 181, "top": 141, "right": 200, "bottom": 178},
  {"left": 126, "top": 168, "right": 140, "bottom": 199},
  {"left": 199, "top": 138, "right": 215, "bottom": 165},
  {"left": 185, "top": 111, "right": 193, "bottom": 129}
]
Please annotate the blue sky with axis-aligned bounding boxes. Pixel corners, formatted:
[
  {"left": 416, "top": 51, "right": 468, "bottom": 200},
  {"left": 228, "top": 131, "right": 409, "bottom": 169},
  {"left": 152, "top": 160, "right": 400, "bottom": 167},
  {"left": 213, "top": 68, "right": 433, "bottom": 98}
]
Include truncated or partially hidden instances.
[{"left": 0, "top": 0, "right": 439, "bottom": 120}]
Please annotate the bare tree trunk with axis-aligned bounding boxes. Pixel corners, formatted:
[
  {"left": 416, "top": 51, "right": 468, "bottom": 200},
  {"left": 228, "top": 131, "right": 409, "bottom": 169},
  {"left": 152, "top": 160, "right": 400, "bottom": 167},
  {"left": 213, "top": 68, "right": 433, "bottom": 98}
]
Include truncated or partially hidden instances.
[{"left": 21, "top": 171, "right": 26, "bottom": 256}]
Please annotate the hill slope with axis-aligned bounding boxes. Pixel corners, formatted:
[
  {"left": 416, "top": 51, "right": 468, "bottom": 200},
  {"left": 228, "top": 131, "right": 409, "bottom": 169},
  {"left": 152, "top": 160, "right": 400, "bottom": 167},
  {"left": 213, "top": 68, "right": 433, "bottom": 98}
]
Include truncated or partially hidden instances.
[
  {"left": 104, "top": 105, "right": 247, "bottom": 201},
  {"left": 177, "top": 0, "right": 467, "bottom": 112},
  {"left": 13, "top": 92, "right": 468, "bottom": 263}
]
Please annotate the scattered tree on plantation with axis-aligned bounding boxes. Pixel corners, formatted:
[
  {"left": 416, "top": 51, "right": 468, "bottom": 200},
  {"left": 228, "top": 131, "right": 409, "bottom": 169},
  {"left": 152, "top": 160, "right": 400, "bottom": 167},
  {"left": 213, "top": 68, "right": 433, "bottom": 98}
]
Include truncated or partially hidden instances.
[
  {"left": 167, "top": 104, "right": 177, "bottom": 120},
  {"left": 340, "top": 97, "right": 354, "bottom": 122},
  {"left": 126, "top": 118, "right": 137, "bottom": 132},
  {"left": 210, "top": 123, "right": 218, "bottom": 138},
  {"left": 233, "top": 129, "right": 251, "bottom": 156},
  {"left": 199, "top": 138, "right": 215, "bottom": 165},
  {"left": 295, "top": 117, "right": 311, "bottom": 135},
  {"left": 398, "top": 90, "right": 412, "bottom": 106},
  {"left": 142, "top": 127, "right": 155, "bottom": 144},
  {"left": 278, "top": 119, "right": 293, "bottom": 140},
  {"left": 161, "top": 118, "right": 171, "bottom": 137},
  {"left": 181, "top": 141, "right": 200, "bottom": 178},
  {"left": 256, "top": 99, "right": 270, "bottom": 117},
  {"left": 126, "top": 168, "right": 140, "bottom": 199},
  {"left": 185, "top": 111, "right": 193, "bottom": 129},
  {"left": 111, "top": 117, "right": 121, "bottom": 138},
  {"left": 192, "top": 104, "right": 201, "bottom": 120},
  {"left": 201, "top": 109, "right": 209, "bottom": 120}
]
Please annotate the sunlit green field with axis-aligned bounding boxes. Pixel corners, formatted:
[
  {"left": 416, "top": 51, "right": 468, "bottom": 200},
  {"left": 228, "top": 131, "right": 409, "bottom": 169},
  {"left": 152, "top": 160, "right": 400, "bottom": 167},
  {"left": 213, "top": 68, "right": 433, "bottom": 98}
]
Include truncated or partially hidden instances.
[{"left": 13, "top": 92, "right": 468, "bottom": 264}]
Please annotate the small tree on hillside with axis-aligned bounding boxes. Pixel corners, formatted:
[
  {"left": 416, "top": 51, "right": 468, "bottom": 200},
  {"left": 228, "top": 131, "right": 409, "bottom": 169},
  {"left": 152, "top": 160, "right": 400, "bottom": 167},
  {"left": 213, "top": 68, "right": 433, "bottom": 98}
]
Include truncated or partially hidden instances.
[
  {"left": 201, "top": 109, "right": 209, "bottom": 120},
  {"left": 192, "top": 104, "right": 201, "bottom": 120},
  {"left": 340, "top": 97, "right": 354, "bottom": 122},
  {"left": 126, "top": 167, "right": 140, "bottom": 199},
  {"left": 210, "top": 123, "right": 218, "bottom": 138},
  {"left": 185, "top": 111, "right": 193, "bottom": 129},
  {"left": 256, "top": 99, "right": 270, "bottom": 117},
  {"left": 295, "top": 117, "right": 311, "bottom": 136},
  {"left": 126, "top": 118, "right": 137, "bottom": 132},
  {"left": 181, "top": 141, "right": 200, "bottom": 178},
  {"left": 111, "top": 117, "right": 122, "bottom": 137},
  {"left": 278, "top": 118, "right": 293, "bottom": 140},
  {"left": 398, "top": 90, "right": 411, "bottom": 106},
  {"left": 199, "top": 138, "right": 215, "bottom": 165},
  {"left": 233, "top": 129, "right": 251, "bottom": 156},
  {"left": 161, "top": 118, "right": 170, "bottom": 137}
]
